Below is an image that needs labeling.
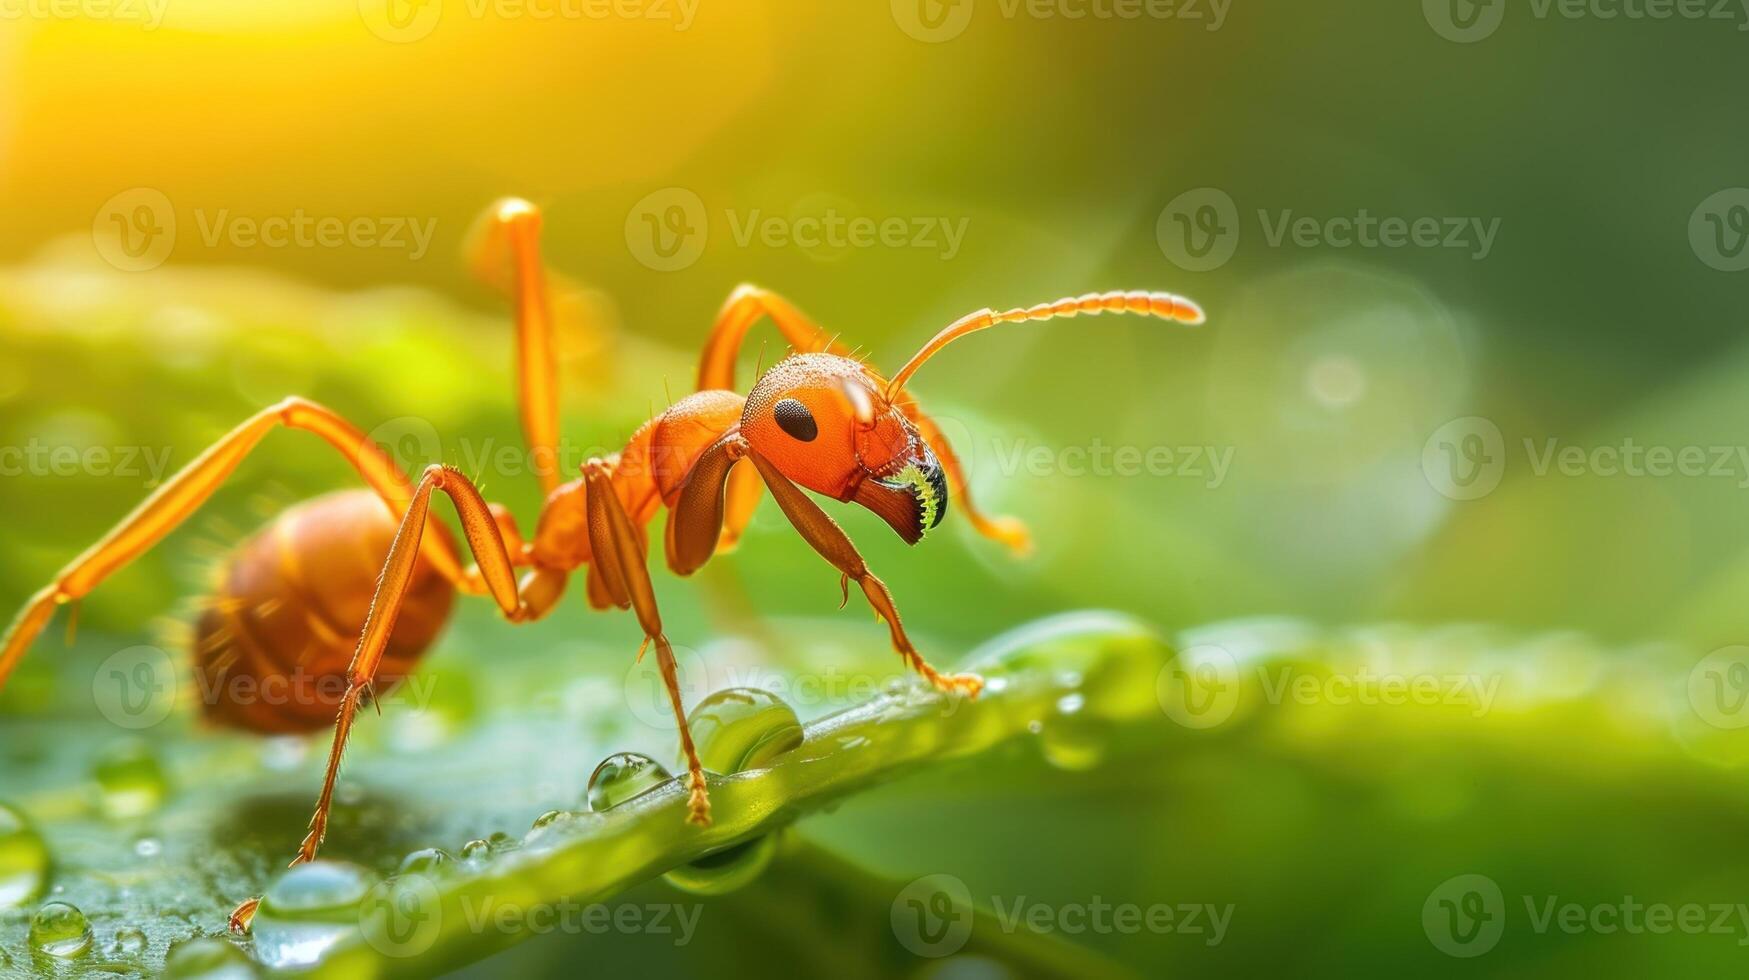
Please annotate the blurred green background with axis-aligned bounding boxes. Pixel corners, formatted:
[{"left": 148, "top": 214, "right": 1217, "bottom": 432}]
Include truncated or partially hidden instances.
[{"left": 3, "top": 1, "right": 1749, "bottom": 976}]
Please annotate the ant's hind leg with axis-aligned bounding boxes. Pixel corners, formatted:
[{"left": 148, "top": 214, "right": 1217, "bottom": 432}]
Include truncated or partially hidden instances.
[
  {"left": 582, "top": 459, "right": 712, "bottom": 827},
  {"left": 0, "top": 397, "right": 470, "bottom": 694},
  {"left": 232, "top": 464, "right": 531, "bottom": 933}
]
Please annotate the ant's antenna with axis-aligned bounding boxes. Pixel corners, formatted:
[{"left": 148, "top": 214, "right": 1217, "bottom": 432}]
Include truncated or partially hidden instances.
[{"left": 884, "top": 290, "right": 1204, "bottom": 399}]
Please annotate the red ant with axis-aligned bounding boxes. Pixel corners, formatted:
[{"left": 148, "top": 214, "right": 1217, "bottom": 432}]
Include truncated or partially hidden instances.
[{"left": 0, "top": 199, "right": 1204, "bottom": 929}]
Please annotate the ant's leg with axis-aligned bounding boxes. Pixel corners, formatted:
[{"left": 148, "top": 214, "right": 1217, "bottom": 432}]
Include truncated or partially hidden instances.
[
  {"left": 745, "top": 449, "right": 983, "bottom": 698},
  {"left": 695, "top": 284, "right": 849, "bottom": 391},
  {"left": 894, "top": 397, "right": 1032, "bottom": 556},
  {"left": 230, "top": 465, "right": 532, "bottom": 932},
  {"left": 0, "top": 397, "right": 471, "bottom": 693},
  {"left": 468, "top": 199, "right": 566, "bottom": 496},
  {"left": 583, "top": 459, "right": 712, "bottom": 827},
  {"left": 291, "top": 465, "right": 525, "bottom": 867}
]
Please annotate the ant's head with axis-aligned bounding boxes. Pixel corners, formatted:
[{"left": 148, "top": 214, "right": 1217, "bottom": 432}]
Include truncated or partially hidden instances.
[
  {"left": 742, "top": 353, "right": 946, "bottom": 544},
  {"left": 738, "top": 291, "right": 1205, "bottom": 544}
]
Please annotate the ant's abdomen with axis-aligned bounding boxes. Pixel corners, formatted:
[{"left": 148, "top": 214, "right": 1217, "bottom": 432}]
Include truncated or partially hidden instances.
[{"left": 192, "top": 489, "right": 456, "bottom": 734}]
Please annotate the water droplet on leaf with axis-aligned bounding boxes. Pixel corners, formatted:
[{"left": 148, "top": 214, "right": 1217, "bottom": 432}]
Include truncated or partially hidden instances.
[
  {"left": 162, "top": 937, "right": 255, "bottom": 979},
  {"left": 251, "top": 860, "right": 376, "bottom": 969},
  {"left": 29, "top": 901, "right": 93, "bottom": 958},
  {"left": 663, "top": 689, "right": 800, "bottom": 896},
  {"left": 0, "top": 803, "right": 50, "bottom": 909},
  {"left": 687, "top": 688, "right": 803, "bottom": 773},
  {"left": 93, "top": 739, "right": 168, "bottom": 819},
  {"left": 109, "top": 927, "right": 147, "bottom": 957},
  {"left": 586, "top": 753, "right": 671, "bottom": 812},
  {"left": 397, "top": 847, "right": 451, "bottom": 875}
]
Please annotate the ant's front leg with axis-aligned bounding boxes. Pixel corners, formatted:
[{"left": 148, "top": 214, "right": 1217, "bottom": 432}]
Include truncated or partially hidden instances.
[{"left": 743, "top": 447, "right": 983, "bottom": 698}]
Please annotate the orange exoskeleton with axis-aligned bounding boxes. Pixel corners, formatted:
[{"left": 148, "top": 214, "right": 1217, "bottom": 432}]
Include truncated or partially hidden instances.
[{"left": 0, "top": 198, "right": 1205, "bottom": 931}]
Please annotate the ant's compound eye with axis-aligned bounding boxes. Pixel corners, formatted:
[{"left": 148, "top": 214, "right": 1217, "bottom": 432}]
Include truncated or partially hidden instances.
[{"left": 773, "top": 398, "right": 818, "bottom": 442}]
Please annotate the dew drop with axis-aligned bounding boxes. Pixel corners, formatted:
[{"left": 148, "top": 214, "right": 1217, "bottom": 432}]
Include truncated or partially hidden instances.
[
  {"left": 662, "top": 689, "right": 800, "bottom": 896},
  {"left": 162, "top": 937, "right": 255, "bottom": 979},
  {"left": 28, "top": 901, "right": 93, "bottom": 958},
  {"left": 132, "top": 837, "right": 163, "bottom": 859},
  {"left": 1039, "top": 690, "right": 1108, "bottom": 770},
  {"left": 531, "top": 810, "right": 564, "bottom": 829},
  {"left": 586, "top": 753, "right": 672, "bottom": 812},
  {"left": 686, "top": 687, "right": 804, "bottom": 773},
  {"left": 109, "top": 927, "right": 147, "bottom": 957},
  {"left": 396, "top": 847, "right": 451, "bottom": 876},
  {"left": 93, "top": 739, "right": 169, "bottom": 819},
  {"left": 662, "top": 835, "right": 779, "bottom": 896},
  {"left": 459, "top": 839, "right": 491, "bottom": 861},
  {"left": 0, "top": 802, "right": 50, "bottom": 909},
  {"left": 250, "top": 860, "right": 377, "bottom": 969},
  {"left": 1038, "top": 714, "right": 1110, "bottom": 772}
]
